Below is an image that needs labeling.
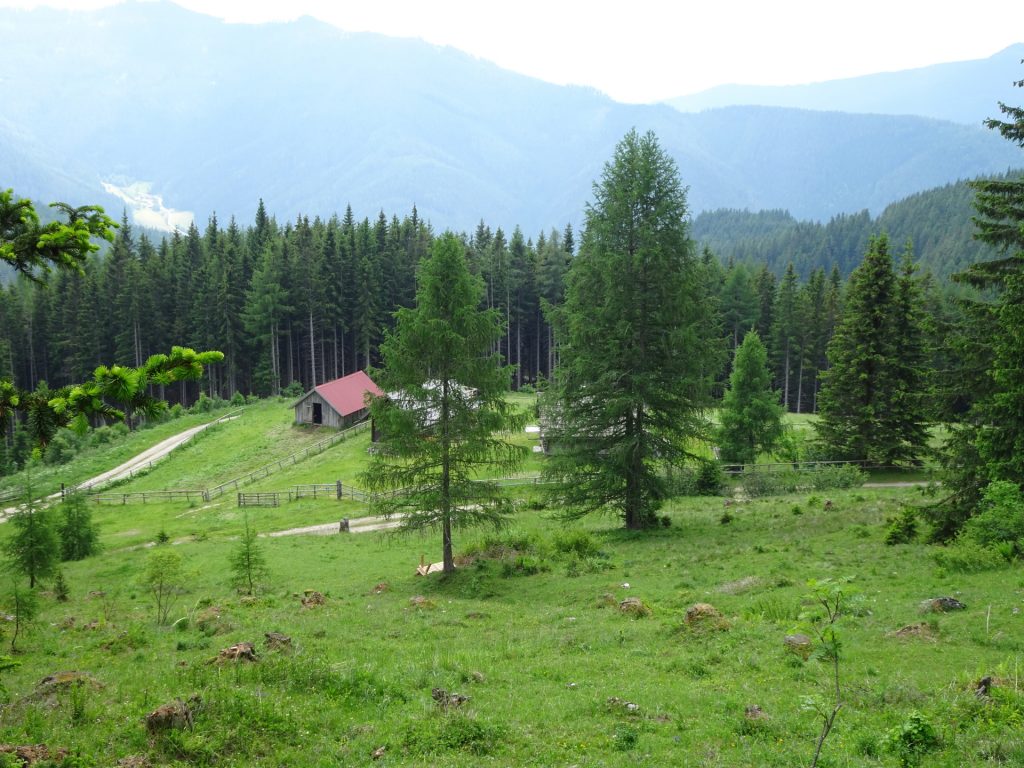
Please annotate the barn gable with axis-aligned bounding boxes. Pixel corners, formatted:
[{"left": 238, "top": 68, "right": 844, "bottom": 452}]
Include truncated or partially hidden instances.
[{"left": 293, "top": 371, "right": 383, "bottom": 428}]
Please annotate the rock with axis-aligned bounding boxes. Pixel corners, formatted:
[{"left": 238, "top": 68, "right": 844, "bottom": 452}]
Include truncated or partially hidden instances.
[
  {"left": 301, "top": 590, "right": 325, "bottom": 608},
  {"left": 35, "top": 671, "right": 103, "bottom": 700},
  {"left": 264, "top": 632, "right": 292, "bottom": 651},
  {"left": 888, "top": 622, "right": 937, "bottom": 641},
  {"left": 920, "top": 597, "right": 966, "bottom": 613},
  {"left": 824, "top": 499, "right": 833, "bottom": 511},
  {"left": 145, "top": 696, "right": 201, "bottom": 735},
  {"left": 57, "top": 616, "right": 75, "bottom": 630},
  {"left": 0, "top": 744, "right": 69, "bottom": 765},
  {"left": 432, "top": 687, "right": 469, "bottom": 710},
  {"left": 606, "top": 696, "right": 640, "bottom": 713},
  {"left": 619, "top": 597, "right": 651, "bottom": 618},
  {"left": 194, "top": 606, "right": 228, "bottom": 635},
  {"left": 468, "top": 671, "right": 486, "bottom": 683},
  {"left": 976, "top": 676, "right": 993, "bottom": 698},
  {"left": 371, "top": 582, "right": 390, "bottom": 595},
  {"left": 116, "top": 756, "right": 151, "bottom": 768},
  {"left": 210, "top": 642, "right": 258, "bottom": 664},
  {"left": 783, "top": 634, "right": 814, "bottom": 660},
  {"left": 717, "top": 576, "right": 762, "bottom": 595},
  {"left": 371, "top": 746, "right": 386, "bottom": 760},
  {"left": 86, "top": 591, "right": 105, "bottom": 600},
  {"left": 685, "top": 603, "right": 729, "bottom": 631},
  {"left": 409, "top": 595, "right": 434, "bottom": 609},
  {"left": 596, "top": 592, "right": 618, "bottom": 609},
  {"left": 744, "top": 704, "right": 767, "bottom": 720}
]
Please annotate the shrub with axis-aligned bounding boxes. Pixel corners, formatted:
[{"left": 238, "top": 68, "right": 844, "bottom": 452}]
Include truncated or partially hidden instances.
[
  {"left": 932, "top": 540, "right": 1006, "bottom": 573},
  {"left": 883, "top": 711, "right": 939, "bottom": 767},
  {"left": 229, "top": 391, "right": 246, "bottom": 407},
  {"left": 962, "top": 481, "right": 1024, "bottom": 551},
  {"left": 43, "top": 430, "right": 79, "bottom": 465},
  {"left": 885, "top": 508, "right": 918, "bottom": 545},
  {"left": 552, "top": 531, "right": 600, "bottom": 559},
  {"left": 58, "top": 492, "right": 100, "bottom": 561},
  {"left": 695, "top": 461, "right": 725, "bottom": 496},
  {"left": 281, "top": 381, "right": 305, "bottom": 398}
]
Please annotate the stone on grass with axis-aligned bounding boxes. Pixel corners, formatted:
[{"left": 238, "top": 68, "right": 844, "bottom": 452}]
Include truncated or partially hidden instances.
[
  {"left": 371, "top": 582, "right": 390, "bottom": 595},
  {"left": 596, "top": 592, "right": 618, "bottom": 609},
  {"left": 920, "top": 597, "right": 966, "bottom": 613},
  {"left": 371, "top": 746, "right": 386, "bottom": 760},
  {"left": 264, "top": 632, "right": 292, "bottom": 651},
  {"left": 684, "top": 603, "right": 729, "bottom": 631},
  {"left": 300, "top": 590, "right": 326, "bottom": 608},
  {"left": 887, "top": 622, "right": 937, "bottom": 641},
  {"left": 783, "top": 634, "right": 814, "bottom": 660},
  {"left": 210, "top": 642, "right": 258, "bottom": 664},
  {"left": 619, "top": 597, "right": 651, "bottom": 618},
  {"left": 432, "top": 687, "right": 469, "bottom": 710},
  {"left": 409, "top": 595, "right": 435, "bottom": 609},
  {"left": 0, "top": 744, "right": 69, "bottom": 766},
  {"left": 744, "top": 704, "right": 768, "bottom": 720},
  {"left": 145, "top": 696, "right": 201, "bottom": 736}
]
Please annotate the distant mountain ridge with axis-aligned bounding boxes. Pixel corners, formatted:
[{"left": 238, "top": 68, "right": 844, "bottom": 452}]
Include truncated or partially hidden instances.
[
  {"left": 666, "top": 45, "right": 1024, "bottom": 125},
  {"left": 0, "top": 2, "right": 1020, "bottom": 233}
]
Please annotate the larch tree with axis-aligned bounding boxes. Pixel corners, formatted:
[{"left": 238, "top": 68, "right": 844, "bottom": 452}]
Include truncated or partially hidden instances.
[
  {"left": 361, "top": 232, "right": 524, "bottom": 573},
  {"left": 716, "top": 329, "right": 785, "bottom": 465},
  {"left": 543, "top": 129, "right": 715, "bottom": 530}
]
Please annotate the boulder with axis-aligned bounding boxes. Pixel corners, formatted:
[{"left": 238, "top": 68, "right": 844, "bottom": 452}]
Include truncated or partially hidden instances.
[
  {"left": 783, "top": 633, "right": 813, "bottom": 660},
  {"left": 920, "top": 597, "right": 966, "bottom": 613},
  {"left": 211, "top": 642, "right": 258, "bottom": 664},
  {"left": 145, "top": 696, "right": 200, "bottom": 735},
  {"left": 264, "top": 632, "right": 292, "bottom": 651},
  {"left": 619, "top": 597, "right": 651, "bottom": 618},
  {"left": 300, "top": 590, "right": 326, "bottom": 608},
  {"left": 684, "top": 603, "right": 729, "bottom": 631}
]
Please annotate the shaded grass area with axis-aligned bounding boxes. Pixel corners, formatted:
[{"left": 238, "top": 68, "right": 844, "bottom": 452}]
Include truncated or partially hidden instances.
[{"left": 1, "top": 485, "right": 1022, "bottom": 766}]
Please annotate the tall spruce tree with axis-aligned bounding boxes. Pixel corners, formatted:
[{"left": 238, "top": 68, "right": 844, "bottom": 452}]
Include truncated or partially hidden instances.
[
  {"left": 929, "top": 68, "right": 1024, "bottom": 538},
  {"left": 815, "top": 234, "right": 928, "bottom": 464},
  {"left": 361, "top": 232, "right": 524, "bottom": 573},
  {"left": 716, "top": 330, "right": 784, "bottom": 465},
  {"left": 543, "top": 129, "right": 714, "bottom": 530}
]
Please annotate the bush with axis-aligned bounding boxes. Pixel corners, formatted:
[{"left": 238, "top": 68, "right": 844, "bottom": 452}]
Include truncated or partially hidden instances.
[
  {"left": 552, "top": 531, "right": 600, "bottom": 559},
  {"left": 230, "top": 391, "right": 246, "bottom": 407},
  {"left": 695, "top": 461, "right": 725, "bottom": 496},
  {"left": 58, "top": 492, "right": 100, "bottom": 561},
  {"left": 932, "top": 540, "right": 1006, "bottom": 573},
  {"left": 43, "top": 430, "right": 80, "bottom": 465},
  {"left": 740, "top": 465, "right": 866, "bottom": 498},
  {"left": 883, "top": 711, "right": 939, "bottom": 767},
  {"left": 885, "top": 508, "right": 918, "bottom": 545},
  {"left": 281, "top": 381, "right": 305, "bottom": 398},
  {"left": 962, "top": 481, "right": 1024, "bottom": 551}
]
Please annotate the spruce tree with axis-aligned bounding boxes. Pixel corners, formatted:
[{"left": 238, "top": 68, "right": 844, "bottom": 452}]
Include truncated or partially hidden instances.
[
  {"left": 361, "top": 232, "right": 524, "bottom": 573},
  {"left": 815, "top": 234, "right": 928, "bottom": 464},
  {"left": 4, "top": 463, "right": 59, "bottom": 588},
  {"left": 716, "top": 330, "right": 785, "bottom": 465},
  {"left": 543, "top": 129, "right": 715, "bottom": 530}
]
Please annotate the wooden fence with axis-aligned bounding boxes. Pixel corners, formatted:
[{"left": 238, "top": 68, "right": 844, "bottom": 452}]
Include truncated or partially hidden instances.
[{"left": 238, "top": 492, "right": 281, "bottom": 508}]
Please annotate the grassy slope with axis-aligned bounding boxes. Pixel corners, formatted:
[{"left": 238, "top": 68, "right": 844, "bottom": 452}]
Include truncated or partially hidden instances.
[{"left": 0, "top": 399, "right": 1019, "bottom": 766}]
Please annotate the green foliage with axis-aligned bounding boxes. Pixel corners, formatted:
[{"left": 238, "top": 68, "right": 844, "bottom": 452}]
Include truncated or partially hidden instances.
[
  {"left": 885, "top": 507, "right": 919, "bottom": 545},
  {"left": 815, "top": 236, "right": 929, "bottom": 465},
  {"left": 57, "top": 492, "right": 100, "bottom": 561},
  {"left": 739, "top": 465, "right": 865, "bottom": 498},
  {"left": 716, "top": 329, "right": 785, "bottom": 464},
  {"left": 230, "top": 513, "right": 269, "bottom": 595},
  {"left": 0, "top": 188, "right": 116, "bottom": 282},
  {"left": 143, "top": 549, "right": 184, "bottom": 625},
  {"left": 52, "top": 569, "right": 69, "bottom": 602},
  {"left": 280, "top": 380, "right": 305, "bottom": 399},
  {"left": 883, "top": 711, "right": 940, "bottom": 767},
  {"left": 403, "top": 713, "right": 509, "bottom": 756},
  {"left": 4, "top": 580, "right": 38, "bottom": 652},
  {"left": 4, "top": 498, "right": 59, "bottom": 589},
  {"left": 961, "top": 481, "right": 1024, "bottom": 550},
  {"left": 932, "top": 540, "right": 1008, "bottom": 573},
  {"left": 544, "top": 129, "right": 716, "bottom": 529},
  {"left": 362, "top": 232, "right": 525, "bottom": 572}
]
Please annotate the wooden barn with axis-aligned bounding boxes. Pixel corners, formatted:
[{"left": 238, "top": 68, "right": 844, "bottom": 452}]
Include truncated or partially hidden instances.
[{"left": 292, "top": 371, "right": 383, "bottom": 429}]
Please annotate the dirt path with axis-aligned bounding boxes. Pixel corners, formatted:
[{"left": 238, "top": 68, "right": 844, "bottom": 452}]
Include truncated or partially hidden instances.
[
  {"left": 862, "top": 481, "right": 934, "bottom": 488},
  {"left": 267, "top": 514, "right": 404, "bottom": 538},
  {"left": 1, "top": 415, "right": 235, "bottom": 521}
]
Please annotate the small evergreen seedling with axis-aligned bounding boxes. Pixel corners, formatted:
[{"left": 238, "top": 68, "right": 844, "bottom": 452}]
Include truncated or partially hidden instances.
[
  {"left": 53, "top": 570, "right": 70, "bottom": 602},
  {"left": 230, "top": 512, "right": 269, "bottom": 595},
  {"left": 58, "top": 492, "right": 100, "bottom": 561}
]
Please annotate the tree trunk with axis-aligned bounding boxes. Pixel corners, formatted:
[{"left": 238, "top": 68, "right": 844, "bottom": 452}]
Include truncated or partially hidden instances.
[{"left": 308, "top": 311, "right": 317, "bottom": 386}]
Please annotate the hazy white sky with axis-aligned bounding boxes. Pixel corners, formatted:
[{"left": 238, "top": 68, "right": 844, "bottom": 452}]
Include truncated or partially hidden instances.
[{"left": 3, "top": 0, "right": 1023, "bottom": 102}]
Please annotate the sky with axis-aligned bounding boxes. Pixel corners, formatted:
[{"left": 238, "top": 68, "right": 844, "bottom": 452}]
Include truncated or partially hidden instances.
[{"left": 2, "top": 0, "right": 1023, "bottom": 103}]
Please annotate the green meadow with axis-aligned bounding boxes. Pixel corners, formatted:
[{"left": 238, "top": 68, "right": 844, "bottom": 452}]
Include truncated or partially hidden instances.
[{"left": 0, "top": 401, "right": 1020, "bottom": 767}]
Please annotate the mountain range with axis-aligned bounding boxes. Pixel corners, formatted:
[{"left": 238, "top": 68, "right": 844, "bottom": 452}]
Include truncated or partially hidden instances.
[{"left": 1, "top": 2, "right": 1021, "bottom": 234}]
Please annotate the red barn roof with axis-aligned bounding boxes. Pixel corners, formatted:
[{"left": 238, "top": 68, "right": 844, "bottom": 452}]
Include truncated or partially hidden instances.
[{"left": 310, "top": 371, "right": 383, "bottom": 417}]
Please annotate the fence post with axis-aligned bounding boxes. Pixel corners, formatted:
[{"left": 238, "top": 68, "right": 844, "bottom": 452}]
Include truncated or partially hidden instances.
[{"left": 336, "top": 480, "right": 342, "bottom": 500}]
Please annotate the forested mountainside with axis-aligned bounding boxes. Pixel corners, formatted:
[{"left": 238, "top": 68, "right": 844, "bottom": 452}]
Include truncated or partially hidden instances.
[
  {"left": 692, "top": 175, "right": 1010, "bottom": 279},
  {"left": 0, "top": 2, "right": 1020, "bottom": 231}
]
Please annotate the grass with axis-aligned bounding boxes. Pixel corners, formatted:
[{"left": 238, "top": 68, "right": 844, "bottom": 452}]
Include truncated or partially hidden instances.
[{"left": 0, "top": 398, "right": 1020, "bottom": 766}]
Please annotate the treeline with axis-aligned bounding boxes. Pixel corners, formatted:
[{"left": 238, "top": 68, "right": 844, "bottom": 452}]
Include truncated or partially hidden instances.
[
  {"left": 692, "top": 175, "right": 1015, "bottom": 280},
  {"left": 1, "top": 199, "right": 968, "bottom": 423},
  {"left": 0, "top": 204, "right": 576, "bottom": 400}
]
